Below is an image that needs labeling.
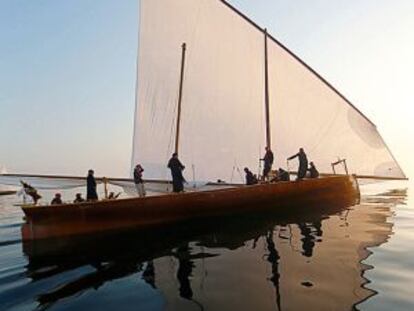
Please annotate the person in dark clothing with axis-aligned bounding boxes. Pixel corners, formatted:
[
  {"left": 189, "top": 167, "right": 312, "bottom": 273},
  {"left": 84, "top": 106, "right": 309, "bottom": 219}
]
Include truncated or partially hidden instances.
[
  {"left": 133, "top": 164, "right": 146, "bottom": 197},
  {"left": 287, "top": 148, "right": 308, "bottom": 180},
  {"left": 308, "top": 162, "right": 319, "bottom": 178},
  {"left": 244, "top": 167, "right": 258, "bottom": 185},
  {"left": 277, "top": 168, "right": 290, "bottom": 181},
  {"left": 167, "top": 153, "right": 186, "bottom": 193},
  {"left": 261, "top": 146, "right": 274, "bottom": 180},
  {"left": 270, "top": 168, "right": 290, "bottom": 183},
  {"left": 87, "top": 169, "right": 98, "bottom": 201},
  {"left": 73, "top": 193, "right": 85, "bottom": 203},
  {"left": 20, "top": 181, "right": 42, "bottom": 204},
  {"left": 51, "top": 193, "right": 62, "bottom": 205}
]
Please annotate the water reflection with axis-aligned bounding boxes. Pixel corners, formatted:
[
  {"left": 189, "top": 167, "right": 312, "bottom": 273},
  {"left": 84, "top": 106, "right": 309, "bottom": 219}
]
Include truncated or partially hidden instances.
[
  {"left": 265, "top": 229, "right": 281, "bottom": 311},
  {"left": 17, "top": 191, "right": 404, "bottom": 311},
  {"left": 298, "top": 221, "right": 323, "bottom": 258}
]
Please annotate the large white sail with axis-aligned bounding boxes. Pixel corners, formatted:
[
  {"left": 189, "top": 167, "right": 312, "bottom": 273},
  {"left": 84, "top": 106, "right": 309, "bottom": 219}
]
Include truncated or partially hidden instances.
[
  {"left": 267, "top": 37, "right": 405, "bottom": 179},
  {"left": 132, "top": 0, "right": 405, "bottom": 182},
  {"left": 133, "top": 0, "right": 266, "bottom": 183}
]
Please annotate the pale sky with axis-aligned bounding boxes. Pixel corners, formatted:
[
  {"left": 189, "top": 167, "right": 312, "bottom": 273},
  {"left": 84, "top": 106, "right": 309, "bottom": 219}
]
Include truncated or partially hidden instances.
[{"left": 0, "top": 0, "right": 413, "bottom": 178}]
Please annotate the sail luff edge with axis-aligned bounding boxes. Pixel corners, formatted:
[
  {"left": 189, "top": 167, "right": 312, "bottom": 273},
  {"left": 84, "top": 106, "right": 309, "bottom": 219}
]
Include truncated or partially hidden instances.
[{"left": 131, "top": 0, "right": 143, "bottom": 175}]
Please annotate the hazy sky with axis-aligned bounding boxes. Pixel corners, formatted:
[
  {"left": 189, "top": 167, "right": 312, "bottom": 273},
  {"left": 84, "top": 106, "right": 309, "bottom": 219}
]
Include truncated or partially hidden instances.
[{"left": 0, "top": 0, "right": 413, "bottom": 178}]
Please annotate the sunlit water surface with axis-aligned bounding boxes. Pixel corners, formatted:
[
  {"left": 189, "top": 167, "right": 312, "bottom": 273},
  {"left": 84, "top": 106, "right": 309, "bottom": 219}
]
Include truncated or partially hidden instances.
[{"left": 0, "top": 181, "right": 412, "bottom": 311}]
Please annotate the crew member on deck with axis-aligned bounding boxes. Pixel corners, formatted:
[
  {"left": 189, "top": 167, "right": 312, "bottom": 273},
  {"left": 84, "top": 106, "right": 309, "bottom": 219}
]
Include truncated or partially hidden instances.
[
  {"left": 275, "top": 168, "right": 290, "bottom": 182},
  {"left": 133, "top": 164, "right": 146, "bottom": 197},
  {"left": 244, "top": 167, "right": 258, "bottom": 185},
  {"left": 51, "top": 193, "right": 62, "bottom": 205},
  {"left": 287, "top": 148, "right": 308, "bottom": 180},
  {"left": 87, "top": 169, "right": 98, "bottom": 201},
  {"left": 308, "top": 162, "right": 319, "bottom": 178},
  {"left": 168, "top": 153, "right": 186, "bottom": 193},
  {"left": 20, "top": 181, "right": 42, "bottom": 204},
  {"left": 261, "top": 146, "right": 274, "bottom": 181},
  {"left": 74, "top": 193, "right": 85, "bottom": 203}
]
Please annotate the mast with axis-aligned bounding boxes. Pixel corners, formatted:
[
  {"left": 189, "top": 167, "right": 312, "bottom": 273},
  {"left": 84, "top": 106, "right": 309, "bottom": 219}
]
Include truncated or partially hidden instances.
[
  {"left": 264, "top": 29, "right": 271, "bottom": 149},
  {"left": 175, "top": 42, "right": 187, "bottom": 154}
]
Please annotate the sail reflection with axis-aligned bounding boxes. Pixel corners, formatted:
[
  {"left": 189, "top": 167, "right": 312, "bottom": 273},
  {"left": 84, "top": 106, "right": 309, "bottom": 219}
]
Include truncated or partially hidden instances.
[{"left": 21, "top": 191, "right": 402, "bottom": 311}]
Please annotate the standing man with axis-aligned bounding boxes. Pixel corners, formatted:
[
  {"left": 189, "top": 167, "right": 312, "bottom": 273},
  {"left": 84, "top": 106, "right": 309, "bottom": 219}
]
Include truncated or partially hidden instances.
[
  {"left": 167, "top": 153, "right": 186, "bottom": 193},
  {"left": 261, "top": 146, "right": 274, "bottom": 180},
  {"left": 133, "top": 164, "right": 146, "bottom": 197},
  {"left": 87, "top": 169, "right": 98, "bottom": 201},
  {"left": 287, "top": 148, "right": 308, "bottom": 180}
]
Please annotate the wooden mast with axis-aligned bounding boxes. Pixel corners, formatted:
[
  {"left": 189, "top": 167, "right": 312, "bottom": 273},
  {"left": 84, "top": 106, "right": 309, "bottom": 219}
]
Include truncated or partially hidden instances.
[
  {"left": 175, "top": 42, "right": 187, "bottom": 154},
  {"left": 264, "top": 29, "right": 271, "bottom": 149}
]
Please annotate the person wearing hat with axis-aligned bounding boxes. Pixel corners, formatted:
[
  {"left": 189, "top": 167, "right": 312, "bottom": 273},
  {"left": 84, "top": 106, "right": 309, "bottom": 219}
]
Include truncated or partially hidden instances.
[
  {"left": 86, "top": 169, "right": 98, "bottom": 201},
  {"left": 133, "top": 164, "right": 146, "bottom": 197},
  {"left": 167, "top": 153, "right": 186, "bottom": 193},
  {"left": 51, "top": 193, "right": 63, "bottom": 205}
]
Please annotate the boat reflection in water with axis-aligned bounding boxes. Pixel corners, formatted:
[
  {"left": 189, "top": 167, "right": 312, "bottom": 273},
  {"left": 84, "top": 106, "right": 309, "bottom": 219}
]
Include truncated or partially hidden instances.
[{"left": 22, "top": 190, "right": 401, "bottom": 311}]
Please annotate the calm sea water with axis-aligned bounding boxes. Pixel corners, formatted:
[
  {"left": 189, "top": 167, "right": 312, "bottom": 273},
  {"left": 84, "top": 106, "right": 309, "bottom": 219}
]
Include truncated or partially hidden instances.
[{"left": 0, "top": 181, "right": 412, "bottom": 311}]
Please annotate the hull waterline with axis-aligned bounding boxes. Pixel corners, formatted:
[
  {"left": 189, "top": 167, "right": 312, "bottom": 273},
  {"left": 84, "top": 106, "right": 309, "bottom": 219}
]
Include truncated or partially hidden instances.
[{"left": 21, "top": 175, "right": 360, "bottom": 241}]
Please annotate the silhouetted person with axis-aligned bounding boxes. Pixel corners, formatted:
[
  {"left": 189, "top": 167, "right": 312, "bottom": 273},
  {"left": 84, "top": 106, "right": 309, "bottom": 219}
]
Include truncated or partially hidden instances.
[
  {"left": 287, "top": 148, "right": 308, "bottom": 180},
  {"left": 51, "top": 193, "right": 62, "bottom": 205},
  {"left": 133, "top": 164, "right": 146, "bottom": 197},
  {"left": 74, "top": 193, "right": 85, "bottom": 203},
  {"left": 244, "top": 167, "right": 258, "bottom": 185},
  {"left": 261, "top": 146, "right": 274, "bottom": 180},
  {"left": 20, "top": 181, "right": 42, "bottom": 204},
  {"left": 167, "top": 153, "right": 186, "bottom": 193},
  {"left": 271, "top": 168, "right": 290, "bottom": 182},
  {"left": 308, "top": 161, "right": 319, "bottom": 178},
  {"left": 87, "top": 169, "right": 98, "bottom": 201}
]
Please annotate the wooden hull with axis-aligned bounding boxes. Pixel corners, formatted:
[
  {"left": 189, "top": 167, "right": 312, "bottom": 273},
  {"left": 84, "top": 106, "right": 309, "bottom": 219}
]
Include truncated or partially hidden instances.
[
  {"left": 0, "top": 190, "right": 16, "bottom": 196},
  {"left": 21, "top": 175, "right": 360, "bottom": 241}
]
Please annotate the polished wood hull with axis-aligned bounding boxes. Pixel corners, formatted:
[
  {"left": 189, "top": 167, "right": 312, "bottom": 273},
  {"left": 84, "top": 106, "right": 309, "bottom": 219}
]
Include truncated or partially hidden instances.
[{"left": 21, "top": 175, "right": 360, "bottom": 241}]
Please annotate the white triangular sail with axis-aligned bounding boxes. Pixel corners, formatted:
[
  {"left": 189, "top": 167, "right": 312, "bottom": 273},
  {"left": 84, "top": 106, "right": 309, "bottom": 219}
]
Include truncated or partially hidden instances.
[
  {"left": 132, "top": 0, "right": 406, "bottom": 182},
  {"left": 266, "top": 35, "right": 405, "bottom": 179}
]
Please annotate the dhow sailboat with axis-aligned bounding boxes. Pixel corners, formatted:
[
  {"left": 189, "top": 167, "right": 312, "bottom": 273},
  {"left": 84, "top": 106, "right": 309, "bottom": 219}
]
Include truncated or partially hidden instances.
[{"left": 0, "top": 0, "right": 406, "bottom": 241}]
